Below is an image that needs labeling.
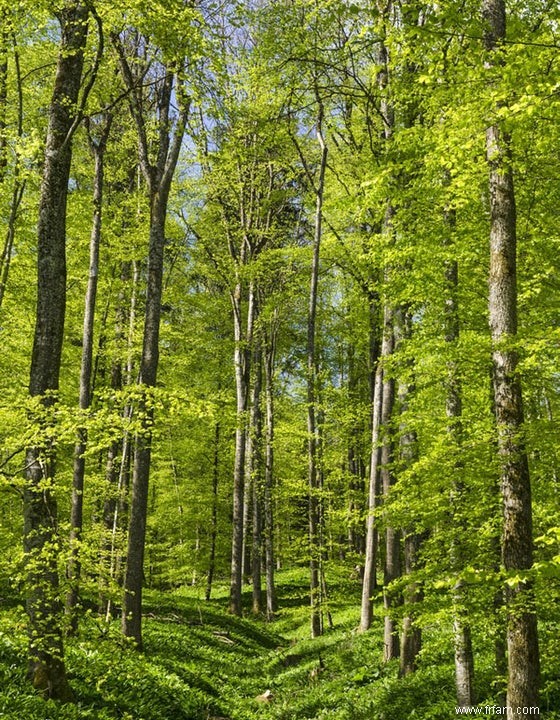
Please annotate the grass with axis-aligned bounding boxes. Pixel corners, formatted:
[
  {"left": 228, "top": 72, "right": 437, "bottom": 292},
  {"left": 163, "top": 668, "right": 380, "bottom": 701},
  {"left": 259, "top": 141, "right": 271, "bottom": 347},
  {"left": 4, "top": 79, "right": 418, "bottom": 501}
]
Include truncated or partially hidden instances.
[{"left": 0, "top": 568, "right": 558, "bottom": 719}]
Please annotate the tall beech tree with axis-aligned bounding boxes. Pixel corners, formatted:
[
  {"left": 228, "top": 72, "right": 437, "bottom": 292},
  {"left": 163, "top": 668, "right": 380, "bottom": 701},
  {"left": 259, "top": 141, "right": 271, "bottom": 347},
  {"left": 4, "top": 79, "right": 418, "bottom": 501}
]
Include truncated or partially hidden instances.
[
  {"left": 113, "top": 31, "right": 189, "bottom": 648},
  {"left": 23, "top": 0, "right": 90, "bottom": 698},
  {"left": 482, "top": 0, "right": 540, "bottom": 711},
  {"left": 66, "top": 112, "right": 113, "bottom": 629}
]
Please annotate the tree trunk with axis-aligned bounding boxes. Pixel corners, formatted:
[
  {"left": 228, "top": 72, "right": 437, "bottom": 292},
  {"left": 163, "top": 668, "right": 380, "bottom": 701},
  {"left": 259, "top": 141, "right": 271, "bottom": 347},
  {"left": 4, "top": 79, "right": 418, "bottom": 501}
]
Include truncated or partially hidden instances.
[
  {"left": 229, "top": 280, "right": 255, "bottom": 615},
  {"left": 23, "top": 1, "right": 88, "bottom": 700},
  {"left": 380, "top": 317, "right": 398, "bottom": 662},
  {"left": 113, "top": 49, "right": 188, "bottom": 646},
  {"left": 250, "top": 347, "right": 264, "bottom": 615},
  {"left": 308, "top": 100, "right": 327, "bottom": 639},
  {"left": 100, "top": 260, "right": 137, "bottom": 619},
  {"left": 0, "top": 31, "right": 25, "bottom": 315},
  {"left": 360, "top": 303, "right": 390, "bottom": 632},
  {"left": 397, "top": 322, "right": 422, "bottom": 675},
  {"left": 400, "top": 532, "right": 422, "bottom": 676},
  {"left": 482, "top": 0, "right": 540, "bottom": 712},
  {"left": 443, "top": 199, "right": 476, "bottom": 707},
  {"left": 66, "top": 115, "right": 112, "bottom": 630},
  {"left": 206, "top": 420, "right": 221, "bottom": 602},
  {"left": 263, "top": 325, "right": 277, "bottom": 619}
]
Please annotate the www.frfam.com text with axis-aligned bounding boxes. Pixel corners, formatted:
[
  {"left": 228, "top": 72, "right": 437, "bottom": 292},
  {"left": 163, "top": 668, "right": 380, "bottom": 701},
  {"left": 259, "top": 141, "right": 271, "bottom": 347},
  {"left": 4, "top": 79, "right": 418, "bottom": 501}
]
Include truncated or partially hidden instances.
[{"left": 455, "top": 707, "right": 539, "bottom": 716}]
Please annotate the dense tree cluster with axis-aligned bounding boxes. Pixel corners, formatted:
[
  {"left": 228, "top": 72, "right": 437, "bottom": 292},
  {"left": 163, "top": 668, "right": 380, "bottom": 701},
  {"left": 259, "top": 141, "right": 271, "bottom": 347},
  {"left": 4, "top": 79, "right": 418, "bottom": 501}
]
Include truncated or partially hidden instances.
[{"left": 0, "top": 0, "right": 558, "bottom": 716}]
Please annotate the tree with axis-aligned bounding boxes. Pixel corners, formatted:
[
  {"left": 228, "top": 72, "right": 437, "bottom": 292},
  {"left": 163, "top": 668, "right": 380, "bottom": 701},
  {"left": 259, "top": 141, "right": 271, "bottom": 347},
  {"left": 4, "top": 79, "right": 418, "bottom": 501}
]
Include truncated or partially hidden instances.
[
  {"left": 482, "top": 0, "right": 540, "bottom": 711},
  {"left": 23, "top": 0, "right": 91, "bottom": 698},
  {"left": 66, "top": 112, "right": 113, "bottom": 629},
  {"left": 113, "top": 26, "right": 189, "bottom": 648}
]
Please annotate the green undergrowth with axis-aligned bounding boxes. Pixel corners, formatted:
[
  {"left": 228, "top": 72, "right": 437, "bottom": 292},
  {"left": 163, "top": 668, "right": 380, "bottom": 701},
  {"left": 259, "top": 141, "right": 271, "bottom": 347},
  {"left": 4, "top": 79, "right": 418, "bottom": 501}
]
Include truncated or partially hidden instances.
[{"left": 0, "top": 568, "right": 558, "bottom": 719}]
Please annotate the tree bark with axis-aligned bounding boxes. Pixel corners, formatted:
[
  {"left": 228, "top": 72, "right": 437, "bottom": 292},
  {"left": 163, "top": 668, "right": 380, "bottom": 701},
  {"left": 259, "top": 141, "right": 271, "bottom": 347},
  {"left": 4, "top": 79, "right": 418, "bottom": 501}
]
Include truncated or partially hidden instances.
[
  {"left": 400, "top": 532, "right": 422, "bottom": 676},
  {"left": 380, "top": 317, "right": 398, "bottom": 662},
  {"left": 229, "top": 279, "right": 255, "bottom": 615},
  {"left": 443, "top": 198, "right": 476, "bottom": 707},
  {"left": 250, "top": 347, "right": 264, "bottom": 614},
  {"left": 206, "top": 420, "right": 221, "bottom": 602},
  {"left": 66, "top": 115, "right": 112, "bottom": 630},
  {"left": 359, "top": 305, "right": 389, "bottom": 633},
  {"left": 0, "top": 30, "right": 25, "bottom": 315},
  {"left": 263, "top": 323, "right": 277, "bottom": 619},
  {"left": 23, "top": 1, "right": 88, "bottom": 700},
  {"left": 397, "top": 318, "right": 422, "bottom": 675},
  {"left": 113, "top": 43, "right": 188, "bottom": 646},
  {"left": 482, "top": 0, "right": 540, "bottom": 713},
  {"left": 307, "top": 99, "right": 327, "bottom": 638}
]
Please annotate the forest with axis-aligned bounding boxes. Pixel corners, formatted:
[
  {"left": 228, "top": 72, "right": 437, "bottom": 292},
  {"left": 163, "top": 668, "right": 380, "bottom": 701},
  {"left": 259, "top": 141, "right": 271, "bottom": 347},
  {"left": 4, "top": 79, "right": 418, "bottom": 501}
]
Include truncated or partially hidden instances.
[{"left": 0, "top": 0, "right": 558, "bottom": 718}]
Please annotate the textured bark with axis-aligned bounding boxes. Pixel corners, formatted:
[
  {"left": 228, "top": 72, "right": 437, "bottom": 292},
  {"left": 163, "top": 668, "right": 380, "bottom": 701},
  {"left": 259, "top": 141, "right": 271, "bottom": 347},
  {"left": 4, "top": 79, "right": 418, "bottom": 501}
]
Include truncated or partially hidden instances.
[
  {"left": 482, "top": 0, "right": 540, "bottom": 712},
  {"left": 400, "top": 532, "right": 422, "bottom": 676},
  {"left": 307, "top": 102, "right": 327, "bottom": 638},
  {"left": 360, "top": 303, "right": 391, "bottom": 632},
  {"left": 360, "top": 14, "right": 395, "bottom": 635},
  {"left": 24, "top": 1, "right": 89, "bottom": 700},
  {"left": 380, "top": 320, "right": 398, "bottom": 662},
  {"left": 263, "top": 326, "right": 277, "bottom": 619},
  {"left": 114, "top": 43, "right": 188, "bottom": 646},
  {"left": 66, "top": 116, "right": 112, "bottom": 629},
  {"left": 346, "top": 343, "right": 367, "bottom": 555},
  {"left": 206, "top": 421, "right": 221, "bottom": 602},
  {"left": 397, "top": 325, "right": 422, "bottom": 675},
  {"left": 0, "top": 30, "right": 25, "bottom": 314},
  {"left": 443, "top": 202, "right": 476, "bottom": 707},
  {"left": 250, "top": 348, "right": 264, "bottom": 615},
  {"left": 100, "top": 260, "right": 136, "bottom": 619},
  {"left": 0, "top": 26, "right": 7, "bottom": 180},
  {"left": 229, "top": 280, "right": 255, "bottom": 615}
]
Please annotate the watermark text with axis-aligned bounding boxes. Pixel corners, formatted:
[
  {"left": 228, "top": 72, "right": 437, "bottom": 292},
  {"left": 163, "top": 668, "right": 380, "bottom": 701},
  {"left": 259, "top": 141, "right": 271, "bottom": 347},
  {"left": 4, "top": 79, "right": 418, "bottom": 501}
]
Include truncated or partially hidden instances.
[{"left": 455, "top": 706, "right": 539, "bottom": 716}]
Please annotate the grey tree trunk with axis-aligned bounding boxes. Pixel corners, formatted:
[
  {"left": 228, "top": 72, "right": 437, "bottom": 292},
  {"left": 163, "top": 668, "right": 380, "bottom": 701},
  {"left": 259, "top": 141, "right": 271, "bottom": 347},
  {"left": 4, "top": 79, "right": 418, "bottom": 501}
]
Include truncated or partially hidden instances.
[
  {"left": 206, "top": 420, "right": 221, "bottom": 602},
  {"left": 250, "top": 347, "right": 264, "bottom": 614},
  {"left": 23, "top": 1, "right": 89, "bottom": 700},
  {"left": 397, "top": 319, "right": 422, "bottom": 675},
  {"left": 359, "top": 305, "right": 390, "bottom": 633},
  {"left": 113, "top": 45, "right": 188, "bottom": 646},
  {"left": 100, "top": 260, "right": 137, "bottom": 619},
  {"left": 66, "top": 115, "right": 112, "bottom": 630},
  {"left": 0, "top": 32, "right": 25, "bottom": 315},
  {"left": 380, "top": 317, "right": 398, "bottom": 662},
  {"left": 482, "top": 0, "right": 540, "bottom": 712},
  {"left": 229, "top": 280, "right": 255, "bottom": 615},
  {"left": 263, "top": 324, "right": 277, "bottom": 619},
  {"left": 400, "top": 532, "right": 422, "bottom": 676},
  {"left": 443, "top": 200, "right": 476, "bottom": 707},
  {"left": 307, "top": 100, "right": 327, "bottom": 638}
]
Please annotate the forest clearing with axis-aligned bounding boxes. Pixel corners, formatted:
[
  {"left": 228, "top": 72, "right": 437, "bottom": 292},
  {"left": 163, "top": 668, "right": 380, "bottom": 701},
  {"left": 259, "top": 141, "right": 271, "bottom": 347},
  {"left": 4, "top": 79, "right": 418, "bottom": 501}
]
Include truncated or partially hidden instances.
[{"left": 0, "top": 0, "right": 558, "bottom": 718}]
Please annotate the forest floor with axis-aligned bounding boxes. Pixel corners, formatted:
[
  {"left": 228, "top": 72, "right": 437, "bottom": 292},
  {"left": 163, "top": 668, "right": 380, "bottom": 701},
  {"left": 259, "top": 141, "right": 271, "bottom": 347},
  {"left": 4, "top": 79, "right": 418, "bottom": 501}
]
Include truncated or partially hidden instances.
[{"left": 0, "top": 567, "right": 557, "bottom": 719}]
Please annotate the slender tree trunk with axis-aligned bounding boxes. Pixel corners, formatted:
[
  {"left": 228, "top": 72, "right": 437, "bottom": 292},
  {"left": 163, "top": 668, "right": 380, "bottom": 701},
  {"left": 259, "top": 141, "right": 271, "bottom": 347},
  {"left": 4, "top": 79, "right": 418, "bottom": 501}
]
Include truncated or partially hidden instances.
[
  {"left": 307, "top": 99, "right": 327, "bottom": 639},
  {"left": 112, "top": 51, "right": 188, "bottom": 645},
  {"left": 250, "top": 347, "right": 264, "bottom": 614},
  {"left": 482, "top": 1, "right": 540, "bottom": 712},
  {"left": 229, "top": 280, "right": 255, "bottom": 615},
  {"left": 263, "top": 326, "right": 277, "bottom": 619},
  {"left": 360, "top": 299, "right": 393, "bottom": 633},
  {"left": 0, "top": 26, "right": 7, "bottom": 181},
  {"left": 400, "top": 532, "right": 422, "bottom": 675},
  {"left": 380, "top": 315, "right": 398, "bottom": 662},
  {"left": 23, "top": 2, "right": 88, "bottom": 700},
  {"left": 346, "top": 343, "right": 366, "bottom": 555},
  {"left": 66, "top": 116, "right": 112, "bottom": 630},
  {"left": 100, "top": 260, "right": 137, "bottom": 618},
  {"left": 206, "top": 420, "right": 221, "bottom": 602},
  {"left": 0, "top": 31, "right": 25, "bottom": 315},
  {"left": 397, "top": 322, "right": 422, "bottom": 674},
  {"left": 443, "top": 197, "right": 476, "bottom": 707}
]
